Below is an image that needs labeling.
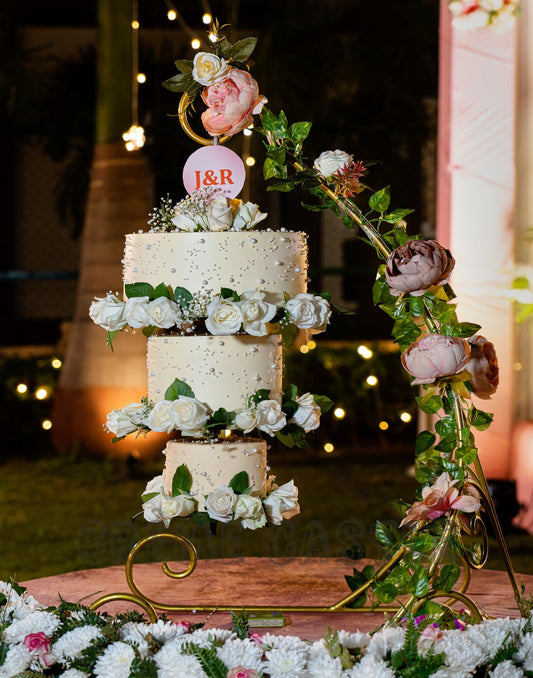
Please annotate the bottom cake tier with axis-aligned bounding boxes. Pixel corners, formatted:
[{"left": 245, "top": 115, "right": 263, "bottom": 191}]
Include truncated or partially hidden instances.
[{"left": 163, "top": 438, "right": 268, "bottom": 500}]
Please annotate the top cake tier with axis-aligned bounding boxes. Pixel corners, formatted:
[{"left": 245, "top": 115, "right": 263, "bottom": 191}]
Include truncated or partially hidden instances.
[{"left": 123, "top": 230, "right": 308, "bottom": 305}]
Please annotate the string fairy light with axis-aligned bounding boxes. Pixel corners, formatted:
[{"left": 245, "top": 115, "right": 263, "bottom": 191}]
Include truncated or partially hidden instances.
[{"left": 122, "top": 0, "right": 145, "bottom": 151}]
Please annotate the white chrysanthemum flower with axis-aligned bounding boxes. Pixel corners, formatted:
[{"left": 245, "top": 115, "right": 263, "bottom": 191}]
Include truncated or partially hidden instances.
[
  {"left": 3, "top": 591, "right": 43, "bottom": 622},
  {"left": 365, "top": 626, "right": 405, "bottom": 659},
  {"left": 120, "top": 619, "right": 187, "bottom": 647},
  {"left": 52, "top": 625, "right": 103, "bottom": 666},
  {"left": 263, "top": 646, "right": 308, "bottom": 677},
  {"left": 337, "top": 629, "right": 370, "bottom": 650},
  {"left": 305, "top": 640, "right": 344, "bottom": 677},
  {"left": 345, "top": 653, "right": 396, "bottom": 677},
  {"left": 216, "top": 638, "right": 264, "bottom": 672},
  {"left": 466, "top": 617, "right": 520, "bottom": 658},
  {"left": 433, "top": 630, "right": 488, "bottom": 674},
  {"left": 489, "top": 660, "right": 524, "bottom": 677},
  {"left": 188, "top": 628, "right": 235, "bottom": 648},
  {"left": 260, "top": 633, "right": 307, "bottom": 651},
  {"left": 155, "top": 640, "right": 208, "bottom": 678},
  {"left": 429, "top": 669, "right": 473, "bottom": 678},
  {"left": 58, "top": 669, "right": 90, "bottom": 678},
  {"left": 3, "top": 610, "right": 60, "bottom": 643},
  {"left": 515, "top": 631, "right": 533, "bottom": 670},
  {"left": 93, "top": 641, "right": 135, "bottom": 678},
  {"left": 0, "top": 643, "right": 32, "bottom": 677}
]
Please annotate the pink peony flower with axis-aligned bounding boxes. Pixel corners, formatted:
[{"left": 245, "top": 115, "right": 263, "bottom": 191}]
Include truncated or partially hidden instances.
[
  {"left": 385, "top": 239, "right": 455, "bottom": 297},
  {"left": 400, "top": 472, "right": 480, "bottom": 526},
  {"left": 464, "top": 335, "right": 499, "bottom": 400},
  {"left": 227, "top": 667, "right": 260, "bottom": 678},
  {"left": 201, "top": 68, "right": 267, "bottom": 137},
  {"left": 401, "top": 333, "right": 470, "bottom": 385},
  {"left": 24, "top": 632, "right": 53, "bottom": 668}
]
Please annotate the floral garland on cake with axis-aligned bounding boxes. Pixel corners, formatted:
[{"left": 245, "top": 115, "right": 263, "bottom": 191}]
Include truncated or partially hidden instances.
[
  {"left": 2, "top": 578, "right": 533, "bottom": 677},
  {"left": 447, "top": 0, "right": 520, "bottom": 32}
]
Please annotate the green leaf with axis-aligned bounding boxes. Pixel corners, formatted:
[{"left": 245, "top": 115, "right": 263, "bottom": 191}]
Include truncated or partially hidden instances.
[
  {"left": 275, "top": 430, "right": 295, "bottom": 448},
  {"left": 263, "top": 157, "right": 283, "bottom": 180},
  {"left": 410, "top": 566, "right": 430, "bottom": 596},
  {"left": 142, "top": 326, "right": 158, "bottom": 338},
  {"left": 375, "top": 521, "right": 399, "bottom": 548},
  {"left": 289, "top": 121, "right": 312, "bottom": 144},
  {"left": 408, "top": 296, "right": 426, "bottom": 317},
  {"left": 284, "top": 383, "right": 298, "bottom": 401},
  {"left": 162, "top": 72, "right": 194, "bottom": 92},
  {"left": 141, "top": 491, "right": 159, "bottom": 503},
  {"left": 386, "top": 565, "right": 410, "bottom": 590},
  {"left": 416, "top": 394, "right": 443, "bottom": 415},
  {"left": 172, "top": 464, "right": 193, "bottom": 495},
  {"left": 313, "top": 394, "right": 334, "bottom": 414},
  {"left": 153, "top": 283, "right": 171, "bottom": 299},
  {"left": 229, "top": 471, "right": 250, "bottom": 494},
  {"left": 375, "top": 582, "right": 399, "bottom": 604},
  {"left": 456, "top": 445, "right": 478, "bottom": 465},
  {"left": 229, "top": 36, "right": 257, "bottom": 62},
  {"left": 415, "top": 430, "right": 436, "bottom": 455},
  {"left": 173, "top": 286, "right": 193, "bottom": 307},
  {"left": 513, "top": 276, "right": 530, "bottom": 289},
  {"left": 381, "top": 208, "right": 415, "bottom": 224},
  {"left": 164, "top": 378, "right": 195, "bottom": 401},
  {"left": 217, "top": 36, "right": 233, "bottom": 59},
  {"left": 220, "top": 287, "right": 240, "bottom": 301},
  {"left": 471, "top": 408, "right": 494, "bottom": 431},
  {"left": 435, "top": 563, "right": 461, "bottom": 593},
  {"left": 191, "top": 511, "right": 211, "bottom": 526},
  {"left": 408, "top": 534, "right": 435, "bottom": 554},
  {"left": 106, "top": 330, "right": 117, "bottom": 352},
  {"left": 435, "top": 416, "right": 455, "bottom": 437},
  {"left": 208, "top": 408, "right": 236, "bottom": 429},
  {"left": 281, "top": 322, "right": 298, "bottom": 347},
  {"left": 451, "top": 322, "right": 482, "bottom": 338},
  {"left": 174, "top": 59, "right": 193, "bottom": 73},
  {"left": 125, "top": 282, "right": 155, "bottom": 299},
  {"left": 369, "top": 186, "right": 391, "bottom": 213}
]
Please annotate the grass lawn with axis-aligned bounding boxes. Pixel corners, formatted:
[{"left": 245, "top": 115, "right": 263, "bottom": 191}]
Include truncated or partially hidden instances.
[{"left": 2, "top": 449, "right": 533, "bottom": 583}]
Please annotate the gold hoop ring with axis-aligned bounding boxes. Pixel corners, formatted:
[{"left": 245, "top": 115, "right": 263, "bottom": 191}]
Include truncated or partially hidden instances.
[{"left": 178, "top": 92, "right": 230, "bottom": 146}]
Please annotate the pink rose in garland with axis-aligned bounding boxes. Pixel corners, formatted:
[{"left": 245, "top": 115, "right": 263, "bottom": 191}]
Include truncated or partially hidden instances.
[
  {"left": 201, "top": 68, "right": 267, "bottom": 137},
  {"left": 400, "top": 472, "right": 480, "bottom": 526},
  {"left": 227, "top": 668, "right": 260, "bottom": 678},
  {"left": 401, "top": 333, "right": 470, "bottom": 385},
  {"left": 385, "top": 239, "right": 455, "bottom": 297},
  {"left": 465, "top": 335, "right": 499, "bottom": 399},
  {"left": 24, "top": 632, "right": 53, "bottom": 668}
]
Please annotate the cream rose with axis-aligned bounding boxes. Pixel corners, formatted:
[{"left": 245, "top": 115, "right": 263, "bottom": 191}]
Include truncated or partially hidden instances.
[
  {"left": 290, "top": 392, "right": 321, "bottom": 432},
  {"left": 240, "top": 288, "right": 277, "bottom": 336},
  {"left": 160, "top": 493, "right": 197, "bottom": 526},
  {"left": 234, "top": 495, "right": 267, "bottom": 530},
  {"left": 385, "top": 239, "right": 455, "bottom": 297},
  {"left": 205, "top": 486, "right": 237, "bottom": 523},
  {"left": 147, "top": 400, "right": 175, "bottom": 433},
  {"left": 170, "top": 396, "right": 209, "bottom": 437},
  {"left": 314, "top": 149, "right": 352, "bottom": 178},
  {"left": 256, "top": 399, "right": 286, "bottom": 436},
  {"left": 285, "top": 293, "right": 331, "bottom": 332},
  {"left": 401, "top": 333, "right": 471, "bottom": 385},
  {"left": 232, "top": 201, "right": 268, "bottom": 230},
  {"left": 205, "top": 296, "right": 243, "bottom": 335},
  {"left": 234, "top": 408, "right": 258, "bottom": 434},
  {"left": 192, "top": 52, "right": 230, "bottom": 86},
  {"left": 121, "top": 401, "right": 146, "bottom": 427},
  {"left": 142, "top": 475, "right": 164, "bottom": 523},
  {"left": 206, "top": 196, "right": 234, "bottom": 231},
  {"left": 105, "top": 408, "right": 139, "bottom": 438},
  {"left": 89, "top": 293, "right": 127, "bottom": 331},
  {"left": 264, "top": 480, "right": 300, "bottom": 525},
  {"left": 172, "top": 204, "right": 198, "bottom": 232},
  {"left": 146, "top": 298, "right": 181, "bottom": 329},
  {"left": 124, "top": 297, "right": 151, "bottom": 328}
]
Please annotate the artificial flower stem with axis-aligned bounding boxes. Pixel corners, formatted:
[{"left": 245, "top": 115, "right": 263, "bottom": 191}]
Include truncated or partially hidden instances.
[{"left": 452, "top": 394, "right": 523, "bottom": 609}]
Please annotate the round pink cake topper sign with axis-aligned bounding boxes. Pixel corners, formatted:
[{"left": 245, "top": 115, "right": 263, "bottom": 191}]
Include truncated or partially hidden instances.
[{"left": 183, "top": 145, "right": 246, "bottom": 198}]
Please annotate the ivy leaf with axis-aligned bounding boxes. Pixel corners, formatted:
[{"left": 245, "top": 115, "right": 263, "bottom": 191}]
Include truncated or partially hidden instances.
[
  {"left": 455, "top": 445, "right": 478, "bottom": 465},
  {"left": 229, "top": 471, "right": 250, "bottom": 494},
  {"left": 450, "top": 322, "right": 482, "bottom": 338},
  {"left": 229, "top": 36, "right": 257, "bottom": 62},
  {"left": 125, "top": 282, "right": 155, "bottom": 299},
  {"left": 289, "top": 121, "right": 312, "bottom": 144},
  {"left": 369, "top": 186, "right": 391, "bottom": 213},
  {"left": 165, "top": 378, "right": 195, "bottom": 401},
  {"left": 375, "top": 521, "right": 400, "bottom": 548},
  {"left": 416, "top": 394, "right": 443, "bottom": 415},
  {"left": 435, "top": 416, "right": 455, "bottom": 437},
  {"left": 410, "top": 566, "right": 430, "bottom": 596},
  {"left": 381, "top": 208, "right": 415, "bottom": 224},
  {"left": 375, "top": 582, "right": 399, "bottom": 604},
  {"left": 172, "top": 464, "right": 193, "bottom": 495},
  {"left": 415, "top": 430, "right": 436, "bottom": 455},
  {"left": 471, "top": 408, "right": 494, "bottom": 431},
  {"left": 435, "top": 563, "right": 461, "bottom": 593}
]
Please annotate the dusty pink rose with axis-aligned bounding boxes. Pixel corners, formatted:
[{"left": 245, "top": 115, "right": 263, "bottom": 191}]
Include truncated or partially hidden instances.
[
  {"left": 201, "top": 68, "right": 267, "bottom": 137},
  {"left": 385, "top": 239, "right": 455, "bottom": 297},
  {"left": 417, "top": 623, "right": 444, "bottom": 650},
  {"left": 465, "top": 335, "right": 499, "bottom": 400},
  {"left": 227, "top": 667, "right": 260, "bottom": 678},
  {"left": 401, "top": 333, "right": 470, "bottom": 385},
  {"left": 24, "top": 632, "right": 53, "bottom": 667},
  {"left": 400, "top": 472, "right": 480, "bottom": 526}
]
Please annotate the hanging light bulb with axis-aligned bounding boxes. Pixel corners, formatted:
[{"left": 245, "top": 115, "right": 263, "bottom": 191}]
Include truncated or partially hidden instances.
[
  {"left": 202, "top": 13, "right": 212, "bottom": 24},
  {"left": 123, "top": 125, "right": 145, "bottom": 151},
  {"left": 137, "top": 73, "right": 146, "bottom": 84},
  {"left": 191, "top": 38, "right": 201, "bottom": 49},
  {"left": 167, "top": 9, "right": 177, "bottom": 20}
]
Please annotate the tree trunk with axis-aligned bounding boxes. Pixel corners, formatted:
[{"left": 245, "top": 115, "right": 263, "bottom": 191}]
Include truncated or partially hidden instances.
[{"left": 53, "top": 0, "right": 162, "bottom": 457}]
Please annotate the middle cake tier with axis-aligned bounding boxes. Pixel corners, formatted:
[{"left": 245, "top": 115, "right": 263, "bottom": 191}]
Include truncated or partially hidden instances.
[{"left": 147, "top": 334, "right": 283, "bottom": 410}]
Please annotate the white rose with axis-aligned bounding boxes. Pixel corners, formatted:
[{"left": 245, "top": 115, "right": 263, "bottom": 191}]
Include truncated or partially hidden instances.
[
  {"left": 121, "top": 401, "right": 146, "bottom": 427},
  {"left": 205, "top": 486, "right": 236, "bottom": 523},
  {"left": 234, "top": 408, "right": 258, "bottom": 434},
  {"left": 205, "top": 296, "right": 243, "bottom": 335},
  {"left": 147, "top": 400, "right": 175, "bottom": 433},
  {"left": 234, "top": 495, "right": 267, "bottom": 530},
  {"left": 170, "top": 396, "right": 209, "bottom": 437},
  {"left": 124, "top": 296, "right": 151, "bottom": 328},
  {"left": 160, "top": 493, "right": 197, "bottom": 525},
  {"left": 240, "top": 288, "right": 277, "bottom": 336},
  {"left": 89, "top": 293, "right": 127, "bottom": 331},
  {"left": 314, "top": 149, "right": 352, "bottom": 178},
  {"left": 451, "top": 8, "right": 489, "bottom": 30},
  {"left": 192, "top": 52, "right": 230, "bottom": 86},
  {"left": 142, "top": 475, "right": 164, "bottom": 523},
  {"left": 207, "top": 197, "right": 233, "bottom": 231},
  {"left": 232, "top": 202, "right": 268, "bottom": 230},
  {"left": 290, "top": 392, "right": 321, "bottom": 432},
  {"left": 285, "top": 293, "right": 331, "bottom": 331},
  {"left": 256, "top": 399, "right": 286, "bottom": 436},
  {"left": 146, "top": 297, "right": 181, "bottom": 329},
  {"left": 264, "top": 480, "right": 300, "bottom": 525},
  {"left": 105, "top": 408, "right": 138, "bottom": 437},
  {"left": 172, "top": 204, "right": 198, "bottom": 231}
]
